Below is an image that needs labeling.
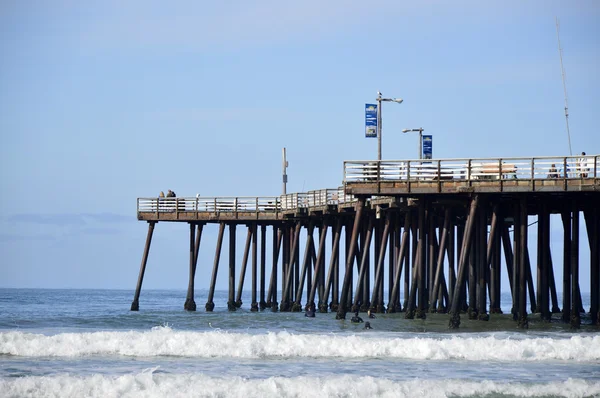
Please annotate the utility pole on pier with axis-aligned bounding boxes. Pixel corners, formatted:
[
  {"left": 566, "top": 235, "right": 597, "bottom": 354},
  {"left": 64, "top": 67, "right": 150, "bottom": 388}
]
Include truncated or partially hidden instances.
[
  {"left": 556, "top": 17, "right": 573, "bottom": 156},
  {"left": 282, "top": 147, "right": 288, "bottom": 195}
]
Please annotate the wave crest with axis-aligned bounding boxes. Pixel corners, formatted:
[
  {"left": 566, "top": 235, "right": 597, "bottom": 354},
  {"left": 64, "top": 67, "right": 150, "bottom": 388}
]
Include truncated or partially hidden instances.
[
  {"left": 1, "top": 373, "right": 599, "bottom": 398},
  {"left": 1, "top": 328, "right": 599, "bottom": 362}
]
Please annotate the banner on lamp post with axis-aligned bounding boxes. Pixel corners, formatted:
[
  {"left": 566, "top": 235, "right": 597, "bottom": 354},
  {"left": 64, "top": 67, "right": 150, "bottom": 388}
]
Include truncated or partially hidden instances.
[
  {"left": 365, "top": 104, "right": 377, "bottom": 138},
  {"left": 422, "top": 135, "right": 433, "bottom": 159}
]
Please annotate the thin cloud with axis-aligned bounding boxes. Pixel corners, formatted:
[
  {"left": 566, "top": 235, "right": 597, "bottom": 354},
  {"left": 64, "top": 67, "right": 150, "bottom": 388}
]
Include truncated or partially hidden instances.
[{"left": 5, "top": 213, "right": 132, "bottom": 226}]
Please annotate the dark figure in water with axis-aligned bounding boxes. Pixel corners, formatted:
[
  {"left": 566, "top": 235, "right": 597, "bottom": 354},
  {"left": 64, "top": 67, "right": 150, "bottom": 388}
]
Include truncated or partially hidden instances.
[
  {"left": 367, "top": 310, "right": 376, "bottom": 319},
  {"left": 364, "top": 321, "right": 372, "bottom": 330},
  {"left": 351, "top": 311, "right": 363, "bottom": 323},
  {"left": 305, "top": 303, "right": 315, "bottom": 318}
]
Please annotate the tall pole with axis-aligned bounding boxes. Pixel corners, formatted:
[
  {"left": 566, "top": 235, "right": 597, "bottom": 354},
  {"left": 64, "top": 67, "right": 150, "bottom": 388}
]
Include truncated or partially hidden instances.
[
  {"left": 377, "top": 92, "right": 382, "bottom": 161},
  {"left": 556, "top": 17, "right": 573, "bottom": 156},
  {"left": 282, "top": 148, "right": 288, "bottom": 195},
  {"left": 419, "top": 129, "right": 423, "bottom": 160}
]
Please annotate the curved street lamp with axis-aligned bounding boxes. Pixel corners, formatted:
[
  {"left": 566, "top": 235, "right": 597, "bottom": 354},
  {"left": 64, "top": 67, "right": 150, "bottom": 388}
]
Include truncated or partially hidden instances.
[
  {"left": 377, "top": 91, "right": 403, "bottom": 160},
  {"left": 402, "top": 127, "right": 424, "bottom": 159}
]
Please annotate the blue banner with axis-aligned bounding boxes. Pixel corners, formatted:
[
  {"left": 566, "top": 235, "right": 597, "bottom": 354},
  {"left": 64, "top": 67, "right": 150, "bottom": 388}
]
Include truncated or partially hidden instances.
[
  {"left": 422, "top": 135, "right": 433, "bottom": 159},
  {"left": 365, "top": 104, "right": 377, "bottom": 138}
]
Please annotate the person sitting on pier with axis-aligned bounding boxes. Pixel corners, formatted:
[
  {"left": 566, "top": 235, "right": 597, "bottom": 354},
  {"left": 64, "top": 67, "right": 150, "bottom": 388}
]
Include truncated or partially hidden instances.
[
  {"left": 547, "top": 164, "right": 559, "bottom": 179},
  {"left": 578, "top": 152, "right": 589, "bottom": 178},
  {"left": 364, "top": 321, "right": 372, "bottom": 330},
  {"left": 351, "top": 311, "right": 363, "bottom": 323},
  {"left": 305, "top": 303, "right": 315, "bottom": 318},
  {"left": 367, "top": 310, "right": 376, "bottom": 319}
]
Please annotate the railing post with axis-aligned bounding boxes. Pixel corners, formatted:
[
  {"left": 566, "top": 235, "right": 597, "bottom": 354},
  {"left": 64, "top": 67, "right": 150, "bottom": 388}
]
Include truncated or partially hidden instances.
[
  {"left": 437, "top": 160, "right": 442, "bottom": 193},
  {"left": 563, "top": 157, "right": 568, "bottom": 191},
  {"left": 531, "top": 158, "right": 535, "bottom": 190},
  {"left": 407, "top": 160, "right": 411, "bottom": 193},
  {"left": 468, "top": 159, "right": 472, "bottom": 185},
  {"left": 498, "top": 159, "right": 503, "bottom": 191}
]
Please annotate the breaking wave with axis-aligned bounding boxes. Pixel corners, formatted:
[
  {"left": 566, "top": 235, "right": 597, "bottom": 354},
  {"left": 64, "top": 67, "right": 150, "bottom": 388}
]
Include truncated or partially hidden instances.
[
  {"left": 2, "top": 326, "right": 599, "bottom": 362},
  {"left": 1, "top": 372, "right": 599, "bottom": 398}
]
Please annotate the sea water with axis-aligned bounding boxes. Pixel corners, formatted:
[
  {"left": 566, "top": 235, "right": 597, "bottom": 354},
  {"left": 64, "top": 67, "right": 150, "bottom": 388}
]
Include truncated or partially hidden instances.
[{"left": 0, "top": 289, "right": 598, "bottom": 397}]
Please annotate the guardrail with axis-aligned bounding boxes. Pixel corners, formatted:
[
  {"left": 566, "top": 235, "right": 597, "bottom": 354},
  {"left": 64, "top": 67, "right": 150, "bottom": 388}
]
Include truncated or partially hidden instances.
[
  {"left": 344, "top": 155, "right": 598, "bottom": 183},
  {"left": 281, "top": 187, "right": 357, "bottom": 209},
  {"left": 138, "top": 197, "right": 281, "bottom": 214},
  {"left": 138, "top": 187, "right": 358, "bottom": 214}
]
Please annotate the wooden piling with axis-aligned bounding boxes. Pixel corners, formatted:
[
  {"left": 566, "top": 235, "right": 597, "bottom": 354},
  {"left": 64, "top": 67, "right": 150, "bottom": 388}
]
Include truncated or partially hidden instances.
[
  {"left": 336, "top": 198, "right": 365, "bottom": 319},
  {"left": 235, "top": 226, "right": 253, "bottom": 308},
  {"left": 389, "top": 213, "right": 411, "bottom": 313},
  {"left": 206, "top": 222, "right": 225, "bottom": 312},
  {"left": 449, "top": 195, "right": 479, "bottom": 328},
  {"left": 184, "top": 223, "right": 198, "bottom": 311},
  {"left": 561, "top": 210, "right": 572, "bottom": 323},
  {"left": 131, "top": 221, "right": 155, "bottom": 311},
  {"left": 308, "top": 218, "right": 329, "bottom": 311},
  {"left": 370, "top": 213, "right": 391, "bottom": 313},
  {"left": 518, "top": 197, "right": 528, "bottom": 328},
  {"left": 323, "top": 219, "right": 342, "bottom": 312},
  {"left": 571, "top": 204, "right": 581, "bottom": 329},
  {"left": 293, "top": 221, "right": 315, "bottom": 311},
  {"left": 227, "top": 224, "right": 237, "bottom": 311},
  {"left": 260, "top": 224, "right": 267, "bottom": 310},
  {"left": 251, "top": 223, "right": 258, "bottom": 311}
]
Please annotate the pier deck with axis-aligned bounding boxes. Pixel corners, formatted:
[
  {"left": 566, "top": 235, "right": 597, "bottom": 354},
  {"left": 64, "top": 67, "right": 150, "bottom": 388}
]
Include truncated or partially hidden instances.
[{"left": 133, "top": 155, "right": 600, "bottom": 329}]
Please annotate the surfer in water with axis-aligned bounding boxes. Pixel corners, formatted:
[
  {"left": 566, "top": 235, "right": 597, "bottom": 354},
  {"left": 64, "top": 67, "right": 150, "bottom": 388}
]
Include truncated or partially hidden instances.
[
  {"left": 351, "top": 311, "right": 363, "bottom": 323},
  {"left": 305, "top": 303, "right": 316, "bottom": 317}
]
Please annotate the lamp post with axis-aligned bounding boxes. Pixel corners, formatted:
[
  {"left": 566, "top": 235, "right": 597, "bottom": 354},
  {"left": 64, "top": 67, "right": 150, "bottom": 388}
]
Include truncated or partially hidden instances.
[
  {"left": 376, "top": 91, "right": 403, "bottom": 160},
  {"left": 402, "top": 127, "right": 424, "bottom": 159}
]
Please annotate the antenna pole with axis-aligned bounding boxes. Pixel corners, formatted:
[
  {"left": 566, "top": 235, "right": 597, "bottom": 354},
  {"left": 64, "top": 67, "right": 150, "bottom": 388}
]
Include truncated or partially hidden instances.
[
  {"left": 556, "top": 17, "right": 573, "bottom": 156},
  {"left": 282, "top": 147, "right": 288, "bottom": 195}
]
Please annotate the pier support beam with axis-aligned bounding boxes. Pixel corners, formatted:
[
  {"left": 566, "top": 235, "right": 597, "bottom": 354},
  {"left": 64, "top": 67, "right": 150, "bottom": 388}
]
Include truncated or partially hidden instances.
[
  {"left": 323, "top": 219, "right": 342, "bottom": 312},
  {"left": 336, "top": 198, "right": 365, "bottom": 319},
  {"left": 260, "top": 224, "right": 267, "bottom": 310},
  {"left": 206, "top": 222, "right": 225, "bottom": 312},
  {"left": 417, "top": 199, "right": 427, "bottom": 319},
  {"left": 370, "top": 213, "right": 391, "bottom": 313},
  {"left": 571, "top": 204, "right": 581, "bottom": 329},
  {"left": 561, "top": 210, "right": 572, "bottom": 323},
  {"left": 281, "top": 222, "right": 302, "bottom": 312},
  {"left": 353, "top": 216, "right": 374, "bottom": 311},
  {"left": 449, "top": 195, "right": 479, "bottom": 328},
  {"left": 584, "top": 207, "right": 600, "bottom": 325},
  {"left": 251, "top": 223, "right": 259, "bottom": 311},
  {"left": 266, "top": 226, "right": 282, "bottom": 311},
  {"left": 389, "top": 213, "right": 411, "bottom": 313},
  {"left": 228, "top": 224, "right": 237, "bottom": 311},
  {"left": 518, "top": 197, "right": 528, "bottom": 329},
  {"left": 131, "top": 221, "right": 156, "bottom": 311},
  {"left": 235, "top": 226, "right": 253, "bottom": 308},
  {"left": 431, "top": 209, "right": 450, "bottom": 312},
  {"left": 308, "top": 218, "right": 329, "bottom": 312},
  {"left": 293, "top": 221, "right": 315, "bottom": 311},
  {"left": 184, "top": 223, "right": 203, "bottom": 311}
]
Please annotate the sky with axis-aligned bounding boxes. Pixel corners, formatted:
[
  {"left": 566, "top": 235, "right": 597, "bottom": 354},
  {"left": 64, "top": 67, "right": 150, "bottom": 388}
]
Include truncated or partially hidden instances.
[{"left": 0, "top": 1, "right": 598, "bottom": 295}]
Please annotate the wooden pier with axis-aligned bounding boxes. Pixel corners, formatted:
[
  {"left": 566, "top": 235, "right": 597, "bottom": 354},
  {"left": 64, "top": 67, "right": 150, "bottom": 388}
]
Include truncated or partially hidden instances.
[{"left": 132, "top": 155, "right": 599, "bottom": 328}]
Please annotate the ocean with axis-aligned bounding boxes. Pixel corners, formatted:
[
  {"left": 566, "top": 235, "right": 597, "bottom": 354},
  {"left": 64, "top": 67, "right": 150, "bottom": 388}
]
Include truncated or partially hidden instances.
[{"left": 0, "top": 288, "right": 598, "bottom": 398}]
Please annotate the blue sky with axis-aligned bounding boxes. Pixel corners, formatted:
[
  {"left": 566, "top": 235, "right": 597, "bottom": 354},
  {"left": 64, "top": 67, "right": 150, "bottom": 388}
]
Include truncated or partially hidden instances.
[{"left": 0, "top": 1, "right": 598, "bottom": 292}]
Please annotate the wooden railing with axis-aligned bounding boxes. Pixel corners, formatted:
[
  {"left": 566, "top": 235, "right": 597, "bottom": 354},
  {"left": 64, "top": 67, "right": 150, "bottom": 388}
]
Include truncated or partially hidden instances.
[
  {"left": 138, "top": 187, "right": 357, "bottom": 214},
  {"left": 344, "top": 155, "right": 598, "bottom": 184},
  {"left": 137, "top": 197, "right": 281, "bottom": 214},
  {"left": 138, "top": 156, "right": 598, "bottom": 215}
]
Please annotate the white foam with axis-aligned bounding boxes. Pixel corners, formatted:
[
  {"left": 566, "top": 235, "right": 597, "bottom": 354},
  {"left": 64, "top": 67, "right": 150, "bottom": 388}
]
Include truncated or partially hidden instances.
[
  {"left": 1, "top": 327, "right": 599, "bottom": 362},
  {"left": 1, "top": 372, "right": 599, "bottom": 398}
]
